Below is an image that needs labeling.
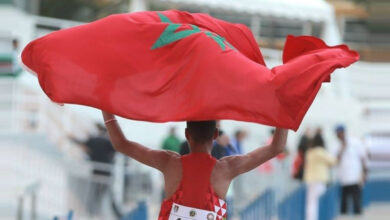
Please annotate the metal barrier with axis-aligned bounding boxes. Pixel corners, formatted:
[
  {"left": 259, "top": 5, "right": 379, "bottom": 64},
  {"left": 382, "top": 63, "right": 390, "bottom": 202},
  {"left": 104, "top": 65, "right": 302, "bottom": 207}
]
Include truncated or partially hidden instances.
[
  {"left": 241, "top": 184, "right": 337, "bottom": 220},
  {"left": 0, "top": 138, "right": 153, "bottom": 220},
  {"left": 364, "top": 179, "right": 390, "bottom": 204},
  {"left": 16, "top": 181, "right": 40, "bottom": 220},
  {"left": 226, "top": 197, "right": 234, "bottom": 219},
  {"left": 240, "top": 177, "right": 390, "bottom": 220},
  {"left": 318, "top": 185, "right": 339, "bottom": 220},
  {"left": 65, "top": 156, "right": 155, "bottom": 220},
  {"left": 277, "top": 185, "right": 306, "bottom": 220},
  {"left": 120, "top": 201, "right": 148, "bottom": 220},
  {"left": 240, "top": 189, "right": 276, "bottom": 220},
  {"left": 53, "top": 210, "right": 73, "bottom": 220}
]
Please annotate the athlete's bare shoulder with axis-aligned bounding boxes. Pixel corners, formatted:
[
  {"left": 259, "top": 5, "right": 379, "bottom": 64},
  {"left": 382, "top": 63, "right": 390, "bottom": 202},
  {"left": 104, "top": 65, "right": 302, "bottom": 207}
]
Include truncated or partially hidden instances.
[
  {"left": 214, "top": 155, "right": 242, "bottom": 179},
  {"left": 162, "top": 150, "right": 181, "bottom": 172},
  {"left": 211, "top": 156, "right": 239, "bottom": 199},
  {"left": 213, "top": 157, "right": 232, "bottom": 177},
  {"left": 165, "top": 150, "right": 181, "bottom": 161}
]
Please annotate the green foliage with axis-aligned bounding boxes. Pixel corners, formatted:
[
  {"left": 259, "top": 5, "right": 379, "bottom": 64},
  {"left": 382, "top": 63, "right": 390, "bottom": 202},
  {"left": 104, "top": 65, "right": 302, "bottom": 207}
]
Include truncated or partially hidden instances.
[
  {"left": 39, "top": 0, "right": 129, "bottom": 22},
  {"left": 0, "top": 0, "right": 14, "bottom": 5}
]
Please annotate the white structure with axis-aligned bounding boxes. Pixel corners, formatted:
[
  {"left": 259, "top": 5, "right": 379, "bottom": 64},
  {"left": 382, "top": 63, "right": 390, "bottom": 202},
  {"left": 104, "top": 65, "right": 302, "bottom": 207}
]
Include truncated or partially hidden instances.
[
  {"left": 1, "top": 0, "right": 388, "bottom": 164},
  {"left": 1, "top": 1, "right": 390, "bottom": 219},
  {"left": 153, "top": 0, "right": 332, "bottom": 21}
]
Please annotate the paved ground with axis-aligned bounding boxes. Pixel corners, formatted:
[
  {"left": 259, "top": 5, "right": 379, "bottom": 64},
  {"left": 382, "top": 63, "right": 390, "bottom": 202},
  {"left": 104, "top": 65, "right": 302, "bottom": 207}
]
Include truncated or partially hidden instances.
[{"left": 337, "top": 204, "right": 390, "bottom": 220}]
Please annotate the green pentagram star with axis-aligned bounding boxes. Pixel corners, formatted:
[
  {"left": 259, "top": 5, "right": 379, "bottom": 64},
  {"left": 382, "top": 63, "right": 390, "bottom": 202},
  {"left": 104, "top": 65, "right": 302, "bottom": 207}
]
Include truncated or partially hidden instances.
[{"left": 151, "top": 13, "right": 235, "bottom": 51}]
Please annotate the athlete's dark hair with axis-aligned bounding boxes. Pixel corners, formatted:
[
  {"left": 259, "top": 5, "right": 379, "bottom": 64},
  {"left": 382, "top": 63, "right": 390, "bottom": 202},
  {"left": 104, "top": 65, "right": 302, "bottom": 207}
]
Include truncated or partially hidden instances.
[{"left": 186, "top": 121, "right": 217, "bottom": 143}]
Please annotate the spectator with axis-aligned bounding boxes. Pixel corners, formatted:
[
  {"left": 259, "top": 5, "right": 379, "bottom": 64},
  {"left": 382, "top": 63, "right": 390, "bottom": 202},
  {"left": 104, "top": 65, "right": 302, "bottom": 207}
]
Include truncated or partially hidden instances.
[
  {"left": 179, "top": 141, "right": 190, "bottom": 155},
  {"left": 182, "top": 121, "right": 233, "bottom": 159},
  {"left": 161, "top": 126, "right": 181, "bottom": 153},
  {"left": 304, "top": 129, "right": 336, "bottom": 220},
  {"left": 336, "top": 125, "right": 368, "bottom": 215},
  {"left": 12, "top": 39, "right": 21, "bottom": 74},
  {"left": 211, "top": 130, "right": 230, "bottom": 159},
  {"left": 230, "top": 129, "right": 247, "bottom": 155},
  {"left": 69, "top": 122, "right": 115, "bottom": 216},
  {"left": 182, "top": 129, "right": 232, "bottom": 159},
  {"left": 293, "top": 128, "right": 311, "bottom": 180},
  {"left": 208, "top": 121, "right": 227, "bottom": 159},
  {"left": 213, "top": 121, "right": 238, "bottom": 159}
]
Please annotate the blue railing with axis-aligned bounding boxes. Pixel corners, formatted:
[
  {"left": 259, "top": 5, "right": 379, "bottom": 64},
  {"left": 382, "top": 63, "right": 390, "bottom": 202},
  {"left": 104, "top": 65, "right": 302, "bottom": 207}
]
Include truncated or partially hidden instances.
[
  {"left": 318, "top": 184, "right": 339, "bottom": 220},
  {"left": 121, "top": 201, "right": 148, "bottom": 220},
  {"left": 363, "top": 179, "right": 390, "bottom": 204},
  {"left": 53, "top": 210, "right": 73, "bottom": 220},
  {"left": 226, "top": 197, "right": 234, "bottom": 219},
  {"left": 52, "top": 201, "right": 147, "bottom": 220},
  {"left": 51, "top": 179, "right": 390, "bottom": 220},
  {"left": 277, "top": 185, "right": 306, "bottom": 220},
  {"left": 239, "top": 189, "right": 275, "bottom": 220},
  {"left": 240, "top": 178, "right": 390, "bottom": 220}
]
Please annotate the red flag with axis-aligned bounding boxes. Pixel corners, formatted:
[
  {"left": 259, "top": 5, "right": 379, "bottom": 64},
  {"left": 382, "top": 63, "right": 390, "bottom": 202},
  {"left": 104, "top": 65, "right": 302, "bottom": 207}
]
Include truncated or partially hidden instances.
[{"left": 21, "top": 10, "right": 359, "bottom": 131}]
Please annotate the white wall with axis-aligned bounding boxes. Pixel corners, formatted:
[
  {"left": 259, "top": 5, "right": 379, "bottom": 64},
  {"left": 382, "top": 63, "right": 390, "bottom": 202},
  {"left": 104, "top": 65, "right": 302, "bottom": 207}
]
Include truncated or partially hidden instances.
[{"left": 0, "top": 6, "right": 36, "bottom": 52}]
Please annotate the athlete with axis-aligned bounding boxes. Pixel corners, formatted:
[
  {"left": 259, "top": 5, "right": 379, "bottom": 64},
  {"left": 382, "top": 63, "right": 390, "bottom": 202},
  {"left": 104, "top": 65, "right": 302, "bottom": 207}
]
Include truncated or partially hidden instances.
[{"left": 102, "top": 111, "right": 288, "bottom": 220}]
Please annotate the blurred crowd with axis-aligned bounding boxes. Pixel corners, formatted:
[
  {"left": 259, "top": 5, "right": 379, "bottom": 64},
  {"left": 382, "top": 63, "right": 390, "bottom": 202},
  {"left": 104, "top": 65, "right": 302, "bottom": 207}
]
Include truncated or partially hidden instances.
[
  {"left": 68, "top": 123, "right": 116, "bottom": 216},
  {"left": 160, "top": 122, "right": 368, "bottom": 220},
  {"left": 161, "top": 121, "right": 247, "bottom": 159},
  {"left": 67, "top": 121, "right": 368, "bottom": 220},
  {"left": 293, "top": 125, "right": 368, "bottom": 220}
]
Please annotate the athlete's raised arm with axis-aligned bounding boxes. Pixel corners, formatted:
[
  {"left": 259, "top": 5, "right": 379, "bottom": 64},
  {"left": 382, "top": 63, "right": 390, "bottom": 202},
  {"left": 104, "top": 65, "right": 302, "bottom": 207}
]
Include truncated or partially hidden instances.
[
  {"left": 222, "top": 128, "right": 288, "bottom": 178},
  {"left": 102, "top": 111, "right": 176, "bottom": 172}
]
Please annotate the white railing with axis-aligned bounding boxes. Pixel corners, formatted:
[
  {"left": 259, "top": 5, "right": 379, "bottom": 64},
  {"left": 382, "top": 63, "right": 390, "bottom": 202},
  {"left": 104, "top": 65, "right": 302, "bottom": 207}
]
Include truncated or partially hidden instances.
[
  {"left": 16, "top": 181, "right": 40, "bottom": 220},
  {"left": 0, "top": 74, "right": 98, "bottom": 148}
]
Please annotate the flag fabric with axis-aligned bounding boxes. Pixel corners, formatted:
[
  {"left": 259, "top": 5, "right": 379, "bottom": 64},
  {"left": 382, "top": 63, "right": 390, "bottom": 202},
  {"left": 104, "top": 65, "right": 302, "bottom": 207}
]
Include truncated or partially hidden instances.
[{"left": 21, "top": 10, "right": 359, "bottom": 131}]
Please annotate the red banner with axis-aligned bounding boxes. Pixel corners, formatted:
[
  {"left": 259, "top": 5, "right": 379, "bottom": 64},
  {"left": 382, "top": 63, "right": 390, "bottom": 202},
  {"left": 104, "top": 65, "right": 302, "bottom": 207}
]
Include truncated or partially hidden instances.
[{"left": 22, "top": 10, "right": 359, "bottom": 130}]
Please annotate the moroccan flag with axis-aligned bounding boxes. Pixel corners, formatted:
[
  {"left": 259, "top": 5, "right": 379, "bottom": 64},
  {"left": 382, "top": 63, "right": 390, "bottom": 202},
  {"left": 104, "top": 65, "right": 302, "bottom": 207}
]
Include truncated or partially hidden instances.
[{"left": 21, "top": 10, "right": 359, "bottom": 131}]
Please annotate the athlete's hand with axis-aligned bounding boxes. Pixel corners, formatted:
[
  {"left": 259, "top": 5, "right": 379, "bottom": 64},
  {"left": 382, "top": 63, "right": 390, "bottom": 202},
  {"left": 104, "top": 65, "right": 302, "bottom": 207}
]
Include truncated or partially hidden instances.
[{"left": 271, "top": 128, "right": 288, "bottom": 153}]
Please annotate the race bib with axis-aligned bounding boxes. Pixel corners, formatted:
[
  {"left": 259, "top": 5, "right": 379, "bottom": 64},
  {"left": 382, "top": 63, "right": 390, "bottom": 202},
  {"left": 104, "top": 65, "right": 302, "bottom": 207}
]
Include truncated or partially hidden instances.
[{"left": 168, "top": 203, "right": 216, "bottom": 220}]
